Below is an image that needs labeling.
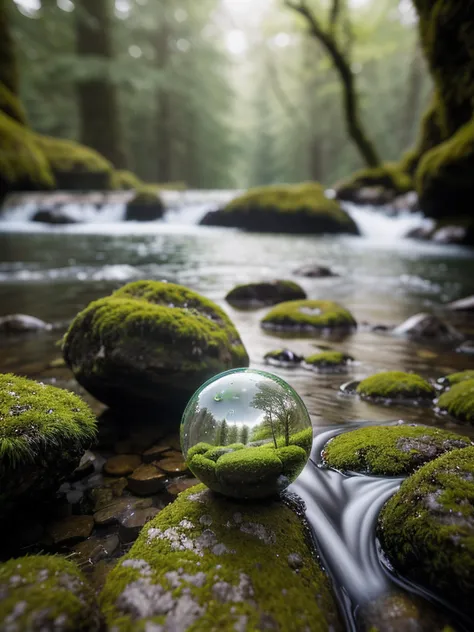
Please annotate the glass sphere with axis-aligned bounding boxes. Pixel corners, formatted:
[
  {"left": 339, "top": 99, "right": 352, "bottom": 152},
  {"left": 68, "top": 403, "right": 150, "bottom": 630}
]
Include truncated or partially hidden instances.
[{"left": 181, "top": 368, "right": 312, "bottom": 499}]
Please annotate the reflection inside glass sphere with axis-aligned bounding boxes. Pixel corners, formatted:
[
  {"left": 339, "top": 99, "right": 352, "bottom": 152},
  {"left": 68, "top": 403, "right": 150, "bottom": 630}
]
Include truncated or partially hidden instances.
[{"left": 181, "top": 368, "right": 313, "bottom": 499}]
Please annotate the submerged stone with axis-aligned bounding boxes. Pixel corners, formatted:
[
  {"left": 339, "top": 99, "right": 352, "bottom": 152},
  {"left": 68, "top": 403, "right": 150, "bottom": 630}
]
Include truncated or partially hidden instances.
[
  {"left": 261, "top": 299, "right": 357, "bottom": 333},
  {"left": 225, "top": 280, "right": 306, "bottom": 308},
  {"left": 378, "top": 447, "right": 474, "bottom": 619},
  {"left": 356, "top": 371, "right": 435, "bottom": 402},
  {"left": 322, "top": 423, "right": 471, "bottom": 475},
  {"left": 293, "top": 263, "right": 338, "bottom": 278},
  {"left": 63, "top": 280, "right": 249, "bottom": 412},
  {"left": 264, "top": 348, "right": 303, "bottom": 368},
  {"left": 100, "top": 484, "right": 343, "bottom": 631}
]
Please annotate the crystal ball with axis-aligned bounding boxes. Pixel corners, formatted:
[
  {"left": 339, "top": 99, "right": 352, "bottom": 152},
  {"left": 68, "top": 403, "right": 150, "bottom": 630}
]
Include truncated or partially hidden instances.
[{"left": 181, "top": 368, "right": 312, "bottom": 499}]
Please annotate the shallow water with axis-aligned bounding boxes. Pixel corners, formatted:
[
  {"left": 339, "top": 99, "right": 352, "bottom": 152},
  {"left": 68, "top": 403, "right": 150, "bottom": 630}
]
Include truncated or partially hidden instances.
[{"left": 1, "top": 192, "right": 474, "bottom": 628}]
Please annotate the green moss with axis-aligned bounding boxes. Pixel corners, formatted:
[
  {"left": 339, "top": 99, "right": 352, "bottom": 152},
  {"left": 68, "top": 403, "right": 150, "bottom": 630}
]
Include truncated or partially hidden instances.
[
  {"left": 335, "top": 163, "right": 413, "bottom": 197},
  {"left": 100, "top": 484, "right": 342, "bottom": 632},
  {"left": 304, "top": 351, "right": 353, "bottom": 368},
  {"left": 0, "top": 554, "right": 100, "bottom": 631},
  {"left": 187, "top": 442, "right": 214, "bottom": 461},
  {"left": 356, "top": 371, "right": 435, "bottom": 400},
  {"left": 0, "top": 373, "right": 97, "bottom": 510},
  {"left": 322, "top": 424, "right": 471, "bottom": 475},
  {"left": 63, "top": 281, "right": 249, "bottom": 409},
  {"left": 439, "top": 370, "right": 474, "bottom": 386},
  {"left": 0, "top": 111, "right": 55, "bottom": 194},
  {"left": 261, "top": 299, "right": 357, "bottom": 332},
  {"left": 225, "top": 280, "right": 306, "bottom": 307},
  {"left": 128, "top": 185, "right": 163, "bottom": 206},
  {"left": 34, "top": 133, "right": 114, "bottom": 179},
  {"left": 437, "top": 379, "right": 474, "bottom": 423},
  {"left": 0, "top": 81, "right": 26, "bottom": 124},
  {"left": 112, "top": 169, "right": 144, "bottom": 190},
  {"left": 276, "top": 445, "right": 307, "bottom": 479},
  {"left": 288, "top": 427, "right": 313, "bottom": 453},
  {"left": 378, "top": 447, "right": 474, "bottom": 618}
]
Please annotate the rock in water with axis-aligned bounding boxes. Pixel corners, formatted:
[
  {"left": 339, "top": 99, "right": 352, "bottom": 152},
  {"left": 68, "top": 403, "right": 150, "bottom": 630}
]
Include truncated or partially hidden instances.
[
  {"left": 125, "top": 187, "right": 164, "bottom": 222},
  {"left": 100, "top": 484, "right": 343, "bottom": 631},
  {"left": 0, "top": 314, "right": 51, "bottom": 334},
  {"left": 293, "top": 263, "right": 338, "bottom": 278},
  {"left": 63, "top": 280, "right": 249, "bottom": 411},
  {"left": 225, "top": 280, "right": 306, "bottom": 308},
  {"left": 32, "top": 208, "right": 81, "bottom": 224},
  {"left": 393, "top": 313, "right": 462, "bottom": 344},
  {"left": 0, "top": 555, "right": 101, "bottom": 631},
  {"left": 447, "top": 295, "right": 474, "bottom": 312},
  {"left": 356, "top": 371, "right": 435, "bottom": 403},
  {"left": 0, "top": 373, "right": 97, "bottom": 514},
  {"left": 261, "top": 299, "right": 357, "bottom": 334},
  {"left": 378, "top": 447, "right": 474, "bottom": 620}
]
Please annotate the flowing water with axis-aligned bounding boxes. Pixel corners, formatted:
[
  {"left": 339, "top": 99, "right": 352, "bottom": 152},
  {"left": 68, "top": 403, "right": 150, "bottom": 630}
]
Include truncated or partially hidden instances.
[{"left": 1, "top": 191, "right": 473, "bottom": 629}]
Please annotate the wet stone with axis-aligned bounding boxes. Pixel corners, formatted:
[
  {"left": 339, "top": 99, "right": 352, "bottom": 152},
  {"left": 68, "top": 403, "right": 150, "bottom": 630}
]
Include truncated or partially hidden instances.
[
  {"left": 166, "top": 477, "right": 201, "bottom": 496},
  {"left": 143, "top": 443, "right": 172, "bottom": 463},
  {"left": 72, "top": 534, "right": 120, "bottom": 565},
  {"left": 156, "top": 457, "right": 189, "bottom": 476},
  {"left": 119, "top": 506, "right": 161, "bottom": 543},
  {"left": 94, "top": 497, "right": 153, "bottom": 526},
  {"left": 88, "top": 477, "right": 128, "bottom": 511},
  {"left": 47, "top": 514, "right": 94, "bottom": 545},
  {"left": 127, "top": 464, "right": 167, "bottom": 495},
  {"left": 104, "top": 454, "right": 142, "bottom": 476},
  {"left": 69, "top": 450, "right": 98, "bottom": 482}
]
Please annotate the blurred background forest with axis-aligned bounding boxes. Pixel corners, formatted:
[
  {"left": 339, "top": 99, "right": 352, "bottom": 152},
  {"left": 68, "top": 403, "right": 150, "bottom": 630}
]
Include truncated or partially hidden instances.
[{"left": 9, "top": 0, "right": 431, "bottom": 189}]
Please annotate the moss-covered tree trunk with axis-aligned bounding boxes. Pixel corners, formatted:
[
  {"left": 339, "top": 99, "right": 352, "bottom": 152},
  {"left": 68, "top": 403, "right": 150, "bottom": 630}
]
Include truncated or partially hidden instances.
[{"left": 75, "top": 0, "right": 127, "bottom": 169}]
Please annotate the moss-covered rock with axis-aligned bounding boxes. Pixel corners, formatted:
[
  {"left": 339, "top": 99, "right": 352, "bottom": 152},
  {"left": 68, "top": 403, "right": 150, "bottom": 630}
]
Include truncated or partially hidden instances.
[
  {"left": 356, "top": 371, "right": 435, "bottom": 401},
  {"left": 112, "top": 169, "right": 144, "bottom": 190},
  {"left": 437, "top": 379, "right": 474, "bottom": 423},
  {"left": 200, "top": 182, "right": 359, "bottom": 235},
  {"left": 34, "top": 134, "right": 114, "bottom": 190},
  {"left": 334, "top": 163, "right": 413, "bottom": 202},
  {"left": 378, "top": 447, "right": 474, "bottom": 619},
  {"left": 0, "top": 81, "right": 26, "bottom": 124},
  {"left": 438, "top": 370, "right": 474, "bottom": 386},
  {"left": 0, "top": 373, "right": 97, "bottom": 513},
  {"left": 264, "top": 348, "right": 303, "bottom": 367},
  {"left": 0, "top": 111, "right": 55, "bottom": 199},
  {"left": 322, "top": 424, "right": 471, "bottom": 476},
  {"left": 63, "top": 280, "right": 249, "bottom": 411},
  {"left": 303, "top": 351, "right": 354, "bottom": 370},
  {"left": 226, "top": 280, "right": 306, "bottom": 308},
  {"left": 261, "top": 299, "right": 357, "bottom": 333},
  {"left": 100, "top": 484, "right": 343, "bottom": 631},
  {"left": 0, "top": 555, "right": 100, "bottom": 631},
  {"left": 125, "top": 185, "right": 164, "bottom": 221}
]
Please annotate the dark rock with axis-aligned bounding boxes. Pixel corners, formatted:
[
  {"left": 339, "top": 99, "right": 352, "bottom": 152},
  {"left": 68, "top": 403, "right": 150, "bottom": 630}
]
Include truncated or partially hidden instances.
[
  {"left": 104, "top": 454, "right": 142, "bottom": 477},
  {"left": 225, "top": 280, "right": 306, "bottom": 308},
  {"left": 447, "top": 295, "right": 474, "bottom": 312},
  {"left": 393, "top": 313, "right": 463, "bottom": 343},
  {"left": 404, "top": 225, "right": 433, "bottom": 240},
  {"left": 72, "top": 534, "right": 120, "bottom": 565},
  {"left": 47, "top": 515, "right": 94, "bottom": 545},
  {"left": 125, "top": 203, "right": 163, "bottom": 222},
  {"left": 0, "top": 313, "right": 51, "bottom": 334},
  {"left": 93, "top": 497, "right": 153, "bottom": 526},
  {"left": 127, "top": 464, "right": 166, "bottom": 496},
  {"left": 264, "top": 348, "right": 303, "bottom": 368},
  {"left": 293, "top": 264, "right": 338, "bottom": 278},
  {"left": 118, "top": 506, "right": 160, "bottom": 543},
  {"left": 32, "top": 208, "right": 81, "bottom": 224},
  {"left": 143, "top": 443, "right": 173, "bottom": 463}
]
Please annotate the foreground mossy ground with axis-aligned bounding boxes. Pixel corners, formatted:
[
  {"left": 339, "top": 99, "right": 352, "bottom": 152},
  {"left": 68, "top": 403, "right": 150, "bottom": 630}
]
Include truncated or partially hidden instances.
[
  {"left": 100, "top": 483, "right": 342, "bottom": 632},
  {"left": 0, "top": 373, "right": 97, "bottom": 511},
  {"left": 378, "top": 447, "right": 474, "bottom": 619},
  {"left": 0, "top": 555, "right": 100, "bottom": 631},
  {"left": 356, "top": 371, "right": 435, "bottom": 400},
  {"left": 187, "top": 430, "right": 312, "bottom": 499},
  {"left": 437, "top": 379, "right": 474, "bottom": 423},
  {"left": 261, "top": 299, "right": 357, "bottom": 331},
  {"left": 63, "top": 280, "right": 249, "bottom": 409},
  {"left": 322, "top": 424, "right": 472, "bottom": 475}
]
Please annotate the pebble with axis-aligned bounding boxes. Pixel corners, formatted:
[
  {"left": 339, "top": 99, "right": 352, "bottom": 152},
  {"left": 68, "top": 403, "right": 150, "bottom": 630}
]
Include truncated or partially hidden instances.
[
  {"left": 127, "top": 464, "right": 166, "bottom": 495},
  {"left": 104, "top": 454, "right": 142, "bottom": 476},
  {"left": 47, "top": 515, "right": 94, "bottom": 545}
]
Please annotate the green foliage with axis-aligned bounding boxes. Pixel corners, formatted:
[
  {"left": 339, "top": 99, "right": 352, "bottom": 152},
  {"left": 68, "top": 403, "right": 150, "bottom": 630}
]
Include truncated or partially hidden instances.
[
  {"left": 323, "top": 424, "right": 471, "bottom": 475},
  {"left": 356, "top": 371, "right": 435, "bottom": 400},
  {"left": 437, "top": 379, "right": 474, "bottom": 423},
  {"left": 0, "top": 554, "right": 100, "bottom": 631},
  {"left": 378, "top": 447, "right": 474, "bottom": 618},
  {"left": 100, "top": 484, "right": 342, "bottom": 631},
  {"left": 262, "top": 299, "right": 357, "bottom": 331}
]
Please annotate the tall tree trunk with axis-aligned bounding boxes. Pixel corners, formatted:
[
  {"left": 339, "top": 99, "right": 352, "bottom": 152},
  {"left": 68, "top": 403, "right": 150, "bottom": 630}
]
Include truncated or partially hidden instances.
[
  {"left": 285, "top": 0, "right": 381, "bottom": 168},
  {"left": 399, "top": 42, "right": 425, "bottom": 152},
  {"left": 154, "top": 16, "right": 172, "bottom": 183},
  {"left": 75, "top": 0, "right": 127, "bottom": 168},
  {"left": 0, "top": 0, "right": 18, "bottom": 95}
]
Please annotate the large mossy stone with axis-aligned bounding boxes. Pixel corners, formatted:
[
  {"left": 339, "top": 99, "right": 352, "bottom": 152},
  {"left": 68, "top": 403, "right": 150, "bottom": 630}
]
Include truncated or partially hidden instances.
[
  {"left": 125, "top": 186, "right": 164, "bottom": 221},
  {"left": 303, "top": 351, "right": 353, "bottom": 370},
  {"left": 261, "top": 299, "right": 357, "bottom": 333},
  {"left": 63, "top": 280, "right": 249, "bottom": 411},
  {"left": 437, "top": 379, "right": 474, "bottom": 423},
  {"left": 322, "top": 424, "right": 472, "bottom": 476},
  {"left": 100, "top": 484, "right": 343, "bottom": 631},
  {"left": 0, "top": 555, "right": 101, "bottom": 631},
  {"left": 378, "top": 447, "right": 474, "bottom": 619},
  {"left": 334, "top": 163, "right": 413, "bottom": 202},
  {"left": 356, "top": 371, "right": 435, "bottom": 401},
  {"left": 226, "top": 280, "right": 306, "bottom": 308},
  {"left": 200, "top": 182, "right": 359, "bottom": 235},
  {"left": 0, "top": 373, "right": 97, "bottom": 513}
]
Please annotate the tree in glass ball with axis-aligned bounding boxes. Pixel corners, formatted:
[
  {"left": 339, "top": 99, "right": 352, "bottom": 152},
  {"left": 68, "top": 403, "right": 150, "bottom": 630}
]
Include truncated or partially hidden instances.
[{"left": 181, "top": 368, "right": 313, "bottom": 499}]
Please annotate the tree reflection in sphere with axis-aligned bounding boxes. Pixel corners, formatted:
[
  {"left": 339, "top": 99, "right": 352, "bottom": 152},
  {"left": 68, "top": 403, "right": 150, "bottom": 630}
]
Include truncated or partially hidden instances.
[{"left": 181, "top": 368, "right": 313, "bottom": 499}]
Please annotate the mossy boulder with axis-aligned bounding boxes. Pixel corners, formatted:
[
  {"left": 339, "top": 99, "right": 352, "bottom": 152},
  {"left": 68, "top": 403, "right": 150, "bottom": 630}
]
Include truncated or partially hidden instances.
[
  {"left": 0, "top": 555, "right": 100, "bottom": 631},
  {"left": 261, "top": 299, "right": 357, "bottom": 333},
  {"left": 356, "top": 371, "right": 435, "bottom": 401},
  {"left": 100, "top": 484, "right": 342, "bottom": 631},
  {"left": 438, "top": 370, "right": 474, "bottom": 387},
  {"left": 112, "top": 169, "right": 144, "bottom": 191},
  {"left": 125, "top": 185, "right": 164, "bottom": 221},
  {"left": 63, "top": 280, "right": 249, "bottom": 411},
  {"left": 226, "top": 280, "right": 306, "bottom": 308},
  {"left": 334, "top": 163, "right": 413, "bottom": 203},
  {"left": 200, "top": 182, "right": 359, "bottom": 235},
  {"left": 34, "top": 134, "right": 115, "bottom": 190},
  {"left": 378, "top": 447, "right": 474, "bottom": 619},
  {"left": 437, "top": 379, "right": 474, "bottom": 423},
  {"left": 0, "top": 111, "right": 55, "bottom": 200},
  {"left": 0, "top": 373, "right": 97, "bottom": 513},
  {"left": 322, "top": 424, "right": 472, "bottom": 476},
  {"left": 303, "top": 351, "right": 354, "bottom": 371}
]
